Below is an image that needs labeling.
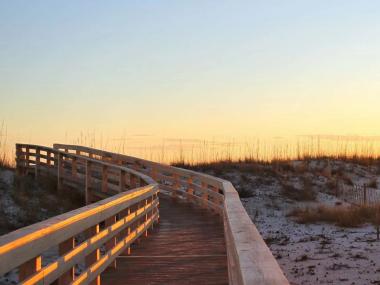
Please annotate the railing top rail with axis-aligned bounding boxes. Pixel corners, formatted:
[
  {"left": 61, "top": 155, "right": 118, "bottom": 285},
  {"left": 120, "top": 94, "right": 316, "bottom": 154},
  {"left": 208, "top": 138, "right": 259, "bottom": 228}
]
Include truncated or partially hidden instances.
[
  {"left": 53, "top": 143, "right": 226, "bottom": 188},
  {"left": 17, "top": 143, "right": 156, "bottom": 185},
  {"left": 0, "top": 184, "right": 158, "bottom": 276},
  {"left": 53, "top": 143, "right": 289, "bottom": 285},
  {"left": 222, "top": 181, "right": 289, "bottom": 284}
]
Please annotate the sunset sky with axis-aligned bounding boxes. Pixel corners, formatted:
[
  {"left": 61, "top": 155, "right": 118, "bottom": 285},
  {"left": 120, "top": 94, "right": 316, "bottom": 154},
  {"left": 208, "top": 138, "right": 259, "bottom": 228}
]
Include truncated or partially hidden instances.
[{"left": 1, "top": 1, "right": 380, "bottom": 159}]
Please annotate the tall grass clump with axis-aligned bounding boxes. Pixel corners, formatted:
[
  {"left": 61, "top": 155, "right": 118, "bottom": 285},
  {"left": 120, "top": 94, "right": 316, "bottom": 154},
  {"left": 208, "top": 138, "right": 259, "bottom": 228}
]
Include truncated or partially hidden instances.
[
  {"left": 288, "top": 204, "right": 380, "bottom": 229},
  {"left": 167, "top": 135, "right": 380, "bottom": 166},
  {"left": 0, "top": 121, "right": 12, "bottom": 169},
  {"left": 6, "top": 130, "right": 380, "bottom": 166},
  {"left": 63, "top": 132, "right": 380, "bottom": 165}
]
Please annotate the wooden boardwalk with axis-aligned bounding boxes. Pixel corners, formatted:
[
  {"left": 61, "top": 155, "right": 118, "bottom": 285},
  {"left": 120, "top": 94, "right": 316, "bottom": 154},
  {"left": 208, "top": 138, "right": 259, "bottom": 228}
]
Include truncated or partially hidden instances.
[
  {"left": 102, "top": 196, "right": 229, "bottom": 285},
  {"left": 1, "top": 144, "right": 289, "bottom": 285}
]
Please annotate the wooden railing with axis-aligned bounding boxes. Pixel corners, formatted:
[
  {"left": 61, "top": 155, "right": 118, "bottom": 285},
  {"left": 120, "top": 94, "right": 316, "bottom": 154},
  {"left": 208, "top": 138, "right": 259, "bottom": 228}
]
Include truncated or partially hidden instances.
[
  {"left": 54, "top": 144, "right": 289, "bottom": 285},
  {"left": 0, "top": 144, "right": 159, "bottom": 285}
]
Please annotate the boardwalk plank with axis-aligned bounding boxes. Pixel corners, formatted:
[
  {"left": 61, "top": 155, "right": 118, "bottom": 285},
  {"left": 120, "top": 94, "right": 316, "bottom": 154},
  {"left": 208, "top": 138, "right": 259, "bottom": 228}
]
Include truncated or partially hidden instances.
[{"left": 102, "top": 196, "right": 228, "bottom": 285}]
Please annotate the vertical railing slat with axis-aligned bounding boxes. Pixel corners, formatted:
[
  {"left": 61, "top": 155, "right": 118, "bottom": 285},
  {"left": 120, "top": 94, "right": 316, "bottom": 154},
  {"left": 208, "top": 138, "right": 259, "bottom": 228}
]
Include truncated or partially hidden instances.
[
  {"left": 102, "top": 165, "right": 108, "bottom": 193},
  {"left": 172, "top": 173, "right": 179, "bottom": 198},
  {"left": 57, "top": 153, "right": 63, "bottom": 193},
  {"left": 19, "top": 256, "right": 42, "bottom": 282},
  {"left": 119, "top": 170, "right": 125, "bottom": 192},
  {"left": 201, "top": 182, "right": 209, "bottom": 208},
  {"left": 86, "top": 225, "right": 100, "bottom": 285},
  {"left": 35, "top": 146, "right": 40, "bottom": 179},
  {"left": 58, "top": 237, "right": 75, "bottom": 285},
  {"left": 85, "top": 160, "right": 92, "bottom": 204},
  {"left": 11, "top": 144, "right": 161, "bottom": 285},
  {"left": 105, "top": 216, "right": 117, "bottom": 269}
]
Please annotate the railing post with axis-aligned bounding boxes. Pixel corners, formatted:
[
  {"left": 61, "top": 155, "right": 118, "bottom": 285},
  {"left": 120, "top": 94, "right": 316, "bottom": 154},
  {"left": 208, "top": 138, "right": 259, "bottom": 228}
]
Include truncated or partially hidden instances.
[
  {"left": 363, "top": 185, "right": 367, "bottom": 206},
  {"left": 16, "top": 144, "right": 23, "bottom": 176},
  {"left": 25, "top": 146, "right": 30, "bottom": 168},
  {"left": 210, "top": 185, "right": 219, "bottom": 206},
  {"left": 85, "top": 161, "right": 92, "bottom": 205},
  {"left": 172, "top": 173, "right": 179, "bottom": 198},
  {"left": 136, "top": 201, "right": 141, "bottom": 244},
  {"left": 144, "top": 198, "right": 149, "bottom": 237},
  {"left": 57, "top": 153, "right": 63, "bottom": 193},
  {"left": 19, "top": 256, "right": 42, "bottom": 283},
  {"left": 150, "top": 166, "right": 157, "bottom": 181},
  {"left": 35, "top": 146, "right": 40, "bottom": 180},
  {"left": 120, "top": 207, "right": 132, "bottom": 256},
  {"left": 154, "top": 190, "right": 159, "bottom": 223},
  {"left": 150, "top": 193, "right": 155, "bottom": 230},
  {"left": 25, "top": 145, "right": 30, "bottom": 172},
  {"left": 130, "top": 174, "right": 137, "bottom": 189},
  {"left": 187, "top": 177, "right": 194, "bottom": 202},
  {"left": 132, "top": 162, "right": 140, "bottom": 172},
  {"left": 46, "top": 150, "right": 51, "bottom": 167},
  {"left": 58, "top": 237, "right": 75, "bottom": 285},
  {"left": 86, "top": 225, "right": 100, "bottom": 285},
  {"left": 127, "top": 207, "right": 131, "bottom": 254},
  {"left": 72, "top": 157, "right": 77, "bottom": 178},
  {"left": 201, "top": 182, "right": 209, "bottom": 208},
  {"left": 102, "top": 165, "right": 108, "bottom": 193},
  {"left": 105, "top": 216, "right": 117, "bottom": 269},
  {"left": 119, "top": 170, "right": 125, "bottom": 192}
]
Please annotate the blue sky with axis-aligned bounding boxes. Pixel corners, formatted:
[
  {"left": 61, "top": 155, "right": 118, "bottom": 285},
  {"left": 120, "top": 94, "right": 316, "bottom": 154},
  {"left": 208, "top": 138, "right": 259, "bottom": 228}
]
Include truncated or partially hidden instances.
[{"left": 1, "top": 1, "right": 380, "bottom": 146}]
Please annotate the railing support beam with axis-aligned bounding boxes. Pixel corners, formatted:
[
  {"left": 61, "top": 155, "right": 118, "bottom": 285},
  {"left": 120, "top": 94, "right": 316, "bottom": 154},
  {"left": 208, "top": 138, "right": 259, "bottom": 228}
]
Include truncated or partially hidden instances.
[{"left": 19, "top": 256, "right": 42, "bottom": 283}]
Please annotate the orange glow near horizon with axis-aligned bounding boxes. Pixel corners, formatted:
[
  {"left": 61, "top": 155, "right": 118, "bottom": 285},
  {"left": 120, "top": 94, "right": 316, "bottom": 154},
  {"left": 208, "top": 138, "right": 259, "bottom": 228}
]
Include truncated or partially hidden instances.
[
  {"left": 1, "top": 2, "right": 380, "bottom": 165},
  {"left": 3, "top": 134, "right": 380, "bottom": 166}
]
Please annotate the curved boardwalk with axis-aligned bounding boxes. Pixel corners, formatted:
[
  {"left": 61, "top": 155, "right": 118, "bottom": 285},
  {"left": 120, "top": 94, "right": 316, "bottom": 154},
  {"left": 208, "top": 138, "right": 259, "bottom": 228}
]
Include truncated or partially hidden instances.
[
  {"left": 2, "top": 144, "right": 288, "bottom": 285},
  {"left": 102, "top": 196, "right": 228, "bottom": 285}
]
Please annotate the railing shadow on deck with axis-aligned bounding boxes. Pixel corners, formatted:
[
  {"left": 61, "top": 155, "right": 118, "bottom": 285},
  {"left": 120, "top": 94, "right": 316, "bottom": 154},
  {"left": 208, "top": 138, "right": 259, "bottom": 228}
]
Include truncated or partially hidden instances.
[{"left": 0, "top": 143, "right": 289, "bottom": 285}]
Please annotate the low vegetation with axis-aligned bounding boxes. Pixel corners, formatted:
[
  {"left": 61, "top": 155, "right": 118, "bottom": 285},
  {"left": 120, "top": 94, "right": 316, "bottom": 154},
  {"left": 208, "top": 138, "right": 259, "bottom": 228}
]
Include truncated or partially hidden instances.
[
  {"left": 0, "top": 121, "right": 12, "bottom": 169},
  {"left": 280, "top": 178, "right": 317, "bottom": 201},
  {"left": 14, "top": 174, "right": 84, "bottom": 213},
  {"left": 367, "top": 178, "right": 378, "bottom": 189},
  {"left": 0, "top": 171, "right": 84, "bottom": 235},
  {"left": 288, "top": 204, "right": 380, "bottom": 230},
  {"left": 174, "top": 160, "right": 277, "bottom": 179}
]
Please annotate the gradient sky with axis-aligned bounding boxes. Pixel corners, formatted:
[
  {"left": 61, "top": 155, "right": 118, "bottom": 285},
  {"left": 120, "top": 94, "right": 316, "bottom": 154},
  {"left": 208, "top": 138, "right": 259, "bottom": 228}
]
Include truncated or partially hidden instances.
[{"left": 1, "top": 1, "right": 380, "bottom": 148}]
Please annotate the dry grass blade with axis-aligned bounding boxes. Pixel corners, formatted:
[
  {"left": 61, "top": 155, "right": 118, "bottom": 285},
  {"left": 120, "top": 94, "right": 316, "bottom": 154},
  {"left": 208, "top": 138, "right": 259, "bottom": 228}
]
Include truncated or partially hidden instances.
[{"left": 288, "top": 204, "right": 380, "bottom": 228}]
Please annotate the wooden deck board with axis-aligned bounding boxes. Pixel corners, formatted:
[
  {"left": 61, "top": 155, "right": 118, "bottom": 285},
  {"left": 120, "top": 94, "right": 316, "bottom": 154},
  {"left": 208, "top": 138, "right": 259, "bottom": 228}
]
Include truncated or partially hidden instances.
[{"left": 102, "top": 196, "right": 228, "bottom": 285}]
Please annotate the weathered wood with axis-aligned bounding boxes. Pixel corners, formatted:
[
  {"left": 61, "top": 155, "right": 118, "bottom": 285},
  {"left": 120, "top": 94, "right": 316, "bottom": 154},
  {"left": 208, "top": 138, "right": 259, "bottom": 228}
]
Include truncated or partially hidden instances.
[
  {"left": 55, "top": 144, "right": 289, "bottom": 285},
  {"left": 9, "top": 143, "right": 289, "bottom": 285},
  {"left": 86, "top": 225, "right": 101, "bottom": 285},
  {"left": 34, "top": 147, "right": 40, "bottom": 179},
  {"left": 102, "top": 165, "right": 108, "bottom": 193},
  {"left": 0, "top": 187, "right": 158, "bottom": 277},
  {"left": 71, "top": 157, "right": 77, "bottom": 178},
  {"left": 119, "top": 170, "right": 125, "bottom": 192},
  {"left": 130, "top": 174, "right": 137, "bottom": 189},
  {"left": 19, "top": 256, "right": 41, "bottom": 282},
  {"left": 2, "top": 144, "right": 159, "bottom": 285},
  {"left": 57, "top": 153, "right": 63, "bottom": 192},
  {"left": 105, "top": 216, "right": 117, "bottom": 269},
  {"left": 102, "top": 197, "right": 228, "bottom": 285},
  {"left": 58, "top": 237, "right": 75, "bottom": 285},
  {"left": 201, "top": 181, "right": 209, "bottom": 208},
  {"left": 186, "top": 176, "right": 194, "bottom": 202},
  {"left": 223, "top": 181, "right": 289, "bottom": 285},
  {"left": 85, "top": 160, "right": 92, "bottom": 204}
]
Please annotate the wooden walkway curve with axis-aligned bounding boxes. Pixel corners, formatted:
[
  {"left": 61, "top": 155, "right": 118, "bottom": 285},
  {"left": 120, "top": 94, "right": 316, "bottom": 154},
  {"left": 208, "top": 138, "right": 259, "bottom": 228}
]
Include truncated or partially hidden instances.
[
  {"left": 0, "top": 144, "right": 289, "bottom": 285},
  {"left": 102, "top": 196, "right": 228, "bottom": 285}
]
